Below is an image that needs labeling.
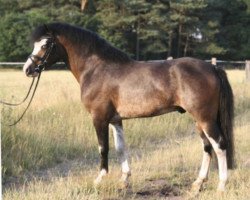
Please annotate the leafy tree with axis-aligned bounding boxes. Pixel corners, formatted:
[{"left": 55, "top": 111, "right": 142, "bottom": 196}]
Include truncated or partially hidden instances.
[
  {"left": 96, "top": 0, "right": 170, "bottom": 60},
  {"left": 0, "top": 0, "right": 98, "bottom": 61},
  {"left": 0, "top": 12, "right": 49, "bottom": 61},
  {"left": 167, "top": 0, "right": 207, "bottom": 57},
  {"left": 95, "top": 0, "right": 153, "bottom": 60},
  {"left": 0, "top": 0, "right": 250, "bottom": 61},
  {"left": 216, "top": 0, "right": 250, "bottom": 59},
  {"left": 137, "top": 0, "right": 171, "bottom": 60},
  {"left": 198, "top": 0, "right": 250, "bottom": 59}
]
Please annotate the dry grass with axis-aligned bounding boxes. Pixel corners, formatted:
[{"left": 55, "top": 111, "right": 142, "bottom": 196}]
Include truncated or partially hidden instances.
[{"left": 1, "top": 69, "right": 250, "bottom": 200}]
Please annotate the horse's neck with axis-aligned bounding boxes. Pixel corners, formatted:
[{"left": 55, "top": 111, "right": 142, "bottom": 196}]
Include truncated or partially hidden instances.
[
  {"left": 65, "top": 52, "right": 83, "bottom": 82},
  {"left": 58, "top": 36, "right": 129, "bottom": 83},
  {"left": 59, "top": 37, "right": 89, "bottom": 82}
]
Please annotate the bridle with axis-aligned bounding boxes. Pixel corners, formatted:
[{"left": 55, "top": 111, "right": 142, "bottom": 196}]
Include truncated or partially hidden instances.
[
  {"left": 0, "top": 37, "right": 56, "bottom": 126},
  {"left": 29, "top": 37, "right": 56, "bottom": 73}
]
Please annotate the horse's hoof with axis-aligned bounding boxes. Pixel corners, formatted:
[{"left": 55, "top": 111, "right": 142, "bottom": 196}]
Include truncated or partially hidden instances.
[
  {"left": 118, "top": 172, "right": 131, "bottom": 189},
  {"left": 217, "top": 189, "right": 225, "bottom": 194},
  {"left": 190, "top": 186, "right": 200, "bottom": 196},
  {"left": 93, "top": 169, "right": 107, "bottom": 186},
  {"left": 217, "top": 189, "right": 226, "bottom": 198},
  {"left": 118, "top": 180, "right": 130, "bottom": 189},
  {"left": 187, "top": 186, "right": 200, "bottom": 199},
  {"left": 94, "top": 176, "right": 104, "bottom": 187},
  {"left": 93, "top": 178, "right": 101, "bottom": 186},
  {"left": 217, "top": 181, "right": 226, "bottom": 194},
  {"left": 191, "top": 180, "right": 203, "bottom": 195},
  {"left": 217, "top": 186, "right": 226, "bottom": 195}
]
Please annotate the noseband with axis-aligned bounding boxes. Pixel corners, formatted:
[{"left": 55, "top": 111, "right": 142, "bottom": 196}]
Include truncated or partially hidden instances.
[{"left": 28, "top": 38, "right": 56, "bottom": 73}]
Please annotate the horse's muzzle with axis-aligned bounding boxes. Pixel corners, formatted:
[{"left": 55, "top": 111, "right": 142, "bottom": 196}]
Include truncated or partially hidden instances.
[{"left": 25, "top": 67, "right": 39, "bottom": 77}]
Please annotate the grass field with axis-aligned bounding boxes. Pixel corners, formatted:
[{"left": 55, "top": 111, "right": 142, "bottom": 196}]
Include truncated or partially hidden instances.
[{"left": 1, "top": 69, "right": 250, "bottom": 200}]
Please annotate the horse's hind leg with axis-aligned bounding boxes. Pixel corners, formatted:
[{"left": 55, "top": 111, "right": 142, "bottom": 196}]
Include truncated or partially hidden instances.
[
  {"left": 200, "top": 121, "right": 228, "bottom": 192},
  {"left": 192, "top": 123, "right": 212, "bottom": 193},
  {"left": 110, "top": 121, "right": 131, "bottom": 187}
]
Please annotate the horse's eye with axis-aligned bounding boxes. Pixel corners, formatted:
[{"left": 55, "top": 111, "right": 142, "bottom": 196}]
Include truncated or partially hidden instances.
[{"left": 42, "top": 45, "right": 47, "bottom": 49}]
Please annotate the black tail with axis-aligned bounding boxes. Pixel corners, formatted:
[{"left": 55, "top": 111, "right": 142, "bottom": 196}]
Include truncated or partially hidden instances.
[{"left": 215, "top": 67, "right": 235, "bottom": 169}]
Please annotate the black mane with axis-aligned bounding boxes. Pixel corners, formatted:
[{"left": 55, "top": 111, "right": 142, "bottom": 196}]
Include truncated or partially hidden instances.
[{"left": 31, "top": 23, "right": 132, "bottom": 63}]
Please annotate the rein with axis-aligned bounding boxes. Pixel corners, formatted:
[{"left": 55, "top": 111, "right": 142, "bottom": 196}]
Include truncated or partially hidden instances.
[
  {"left": 0, "top": 70, "right": 42, "bottom": 127},
  {"left": 0, "top": 78, "right": 35, "bottom": 106},
  {"left": 1, "top": 38, "right": 55, "bottom": 126},
  {"left": 7, "top": 73, "right": 42, "bottom": 126}
]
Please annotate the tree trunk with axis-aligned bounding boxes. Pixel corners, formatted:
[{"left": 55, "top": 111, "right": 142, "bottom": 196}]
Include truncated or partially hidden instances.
[
  {"left": 177, "top": 24, "right": 182, "bottom": 58},
  {"left": 81, "top": 0, "right": 88, "bottom": 11},
  {"left": 183, "top": 33, "right": 189, "bottom": 57},
  {"left": 136, "top": 20, "right": 140, "bottom": 61},
  {"left": 167, "top": 31, "right": 173, "bottom": 58}
]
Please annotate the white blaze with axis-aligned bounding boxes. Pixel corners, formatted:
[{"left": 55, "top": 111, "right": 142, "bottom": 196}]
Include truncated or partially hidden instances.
[{"left": 23, "top": 39, "right": 48, "bottom": 74}]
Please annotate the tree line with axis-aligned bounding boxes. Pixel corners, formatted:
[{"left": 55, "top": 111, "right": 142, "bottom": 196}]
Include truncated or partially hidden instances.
[{"left": 0, "top": 0, "right": 250, "bottom": 62}]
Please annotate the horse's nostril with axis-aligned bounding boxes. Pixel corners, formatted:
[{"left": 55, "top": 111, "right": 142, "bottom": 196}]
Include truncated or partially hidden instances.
[{"left": 25, "top": 68, "right": 31, "bottom": 75}]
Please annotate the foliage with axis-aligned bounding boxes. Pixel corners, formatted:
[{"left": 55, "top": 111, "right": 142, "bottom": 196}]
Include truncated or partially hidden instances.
[
  {"left": 200, "top": 0, "right": 250, "bottom": 59},
  {"left": 0, "top": 0, "right": 250, "bottom": 61}
]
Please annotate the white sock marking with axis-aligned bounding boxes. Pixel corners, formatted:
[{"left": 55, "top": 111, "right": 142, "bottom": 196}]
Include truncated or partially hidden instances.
[
  {"left": 198, "top": 151, "right": 211, "bottom": 180},
  {"left": 94, "top": 169, "right": 107, "bottom": 185},
  {"left": 110, "top": 124, "right": 130, "bottom": 174},
  {"left": 204, "top": 132, "right": 227, "bottom": 191},
  {"left": 121, "top": 159, "right": 130, "bottom": 174},
  {"left": 98, "top": 145, "right": 102, "bottom": 154}
]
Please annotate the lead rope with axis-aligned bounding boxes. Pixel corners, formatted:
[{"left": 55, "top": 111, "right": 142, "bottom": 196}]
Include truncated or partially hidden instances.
[
  {"left": 0, "top": 77, "right": 35, "bottom": 106},
  {"left": 1, "top": 72, "right": 42, "bottom": 126}
]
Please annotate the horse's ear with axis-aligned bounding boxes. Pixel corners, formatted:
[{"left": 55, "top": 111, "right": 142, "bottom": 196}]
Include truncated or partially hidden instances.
[
  {"left": 43, "top": 24, "right": 50, "bottom": 33},
  {"left": 43, "top": 24, "right": 55, "bottom": 39}
]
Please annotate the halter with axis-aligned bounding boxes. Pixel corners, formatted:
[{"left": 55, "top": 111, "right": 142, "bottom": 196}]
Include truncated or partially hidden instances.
[{"left": 28, "top": 37, "right": 56, "bottom": 73}]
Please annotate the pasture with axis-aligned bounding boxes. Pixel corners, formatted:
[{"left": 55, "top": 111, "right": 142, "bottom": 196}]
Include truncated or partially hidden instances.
[{"left": 1, "top": 69, "right": 250, "bottom": 200}]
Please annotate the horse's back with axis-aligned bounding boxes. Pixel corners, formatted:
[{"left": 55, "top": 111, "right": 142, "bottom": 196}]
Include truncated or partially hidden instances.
[
  {"left": 82, "top": 57, "right": 220, "bottom": 121},
  {"left": 108, "top": 57, "right": 218, "bottom": 119}
]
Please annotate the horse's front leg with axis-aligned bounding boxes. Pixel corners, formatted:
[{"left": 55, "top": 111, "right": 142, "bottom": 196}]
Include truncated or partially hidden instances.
[
  {"left": 92, "top": 116, "right": 109, "bottom": 185},
  {"left": 110, "top": 121, "right": 131, "bottom": 188}
]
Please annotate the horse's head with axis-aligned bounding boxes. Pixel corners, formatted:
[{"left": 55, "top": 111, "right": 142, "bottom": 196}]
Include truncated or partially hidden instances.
[{"left": 23, "top": 25, "right": 59, "bottom": 77}]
